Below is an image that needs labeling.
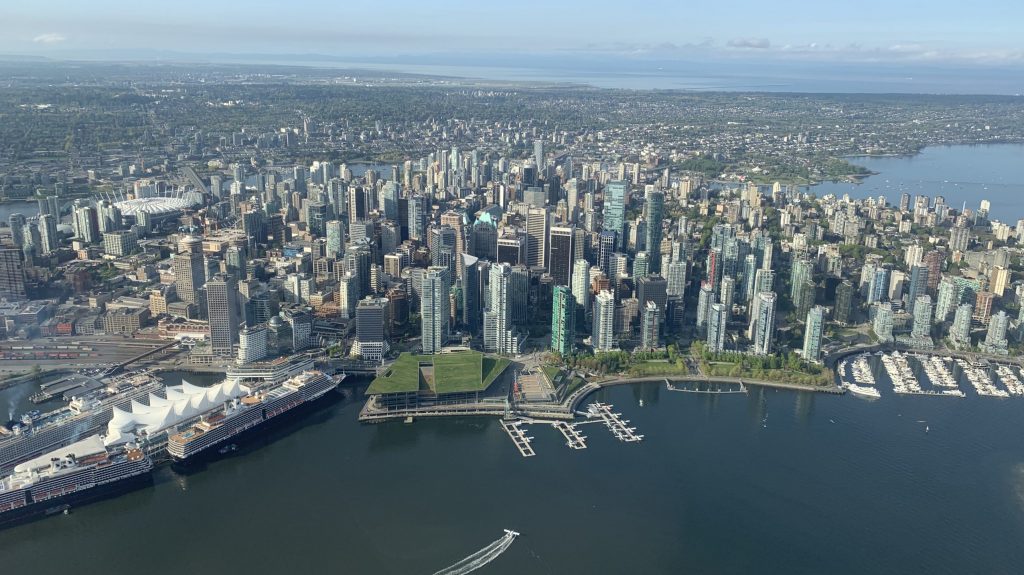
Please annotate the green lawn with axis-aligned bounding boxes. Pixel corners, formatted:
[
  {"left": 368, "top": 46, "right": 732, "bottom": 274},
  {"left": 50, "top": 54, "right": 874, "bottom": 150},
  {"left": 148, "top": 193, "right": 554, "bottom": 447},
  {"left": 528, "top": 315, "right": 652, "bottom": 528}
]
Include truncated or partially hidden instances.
[
  {"left": 540, "top": 365, "right": 562, "bottom": 385},
  {"left": 482, "top": 357, "right": 512, "bottom": 388},
  {"left": 366, "top": 353, "right": 422, "bottom": 394},
  {"left": 368, "top": 351, "right": 511, "bottom": 395},
  {"left": 433, "top": 352, "right": 485, "bottom": 393}
]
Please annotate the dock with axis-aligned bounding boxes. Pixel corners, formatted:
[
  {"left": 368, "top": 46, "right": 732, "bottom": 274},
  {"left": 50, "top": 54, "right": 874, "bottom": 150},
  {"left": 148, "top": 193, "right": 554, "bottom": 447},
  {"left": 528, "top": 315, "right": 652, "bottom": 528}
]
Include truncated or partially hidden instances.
[
  {"left": 552, "top": 421, "right": 587, "bottom": 449},
  {"left": 500, "top": 420, "right": 535, "bottom": 457},
  {"left": 585, "top": 402, "right": 643, "bottom": 443}
]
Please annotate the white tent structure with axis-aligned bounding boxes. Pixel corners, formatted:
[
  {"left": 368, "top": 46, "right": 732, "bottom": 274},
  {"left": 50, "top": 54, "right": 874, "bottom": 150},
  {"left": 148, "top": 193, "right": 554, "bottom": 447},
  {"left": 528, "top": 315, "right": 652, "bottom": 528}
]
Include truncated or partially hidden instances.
[{"left": 104, "top": 379, "right": 247, "bottom": 446}]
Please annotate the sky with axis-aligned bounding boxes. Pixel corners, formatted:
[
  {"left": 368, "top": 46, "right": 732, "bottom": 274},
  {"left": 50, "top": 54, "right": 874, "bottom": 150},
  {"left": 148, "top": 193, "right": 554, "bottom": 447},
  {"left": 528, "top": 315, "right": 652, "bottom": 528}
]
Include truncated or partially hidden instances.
[
  {"left": 4, "top": 0, "right": 1023, "bottom": 64},
  {"left": 2, "top": 1, "right": 1024, "bottom": 93}
]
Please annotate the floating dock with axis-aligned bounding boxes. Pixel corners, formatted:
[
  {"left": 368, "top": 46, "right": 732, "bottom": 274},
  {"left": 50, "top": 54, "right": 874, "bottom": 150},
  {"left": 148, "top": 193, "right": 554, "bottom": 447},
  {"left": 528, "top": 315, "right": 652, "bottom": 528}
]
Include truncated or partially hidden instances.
[
  {"left": 585, "top": 402, "right": 643, "bottom": 443},
  {"left": 499, "top": 420, "right": 535, "bottom": 457},
  {"left": 665, "top": 379, "right": 747, "bottom": 394},
  {"left": 552, "top": 421, "right": 587, "bottom": 449}
]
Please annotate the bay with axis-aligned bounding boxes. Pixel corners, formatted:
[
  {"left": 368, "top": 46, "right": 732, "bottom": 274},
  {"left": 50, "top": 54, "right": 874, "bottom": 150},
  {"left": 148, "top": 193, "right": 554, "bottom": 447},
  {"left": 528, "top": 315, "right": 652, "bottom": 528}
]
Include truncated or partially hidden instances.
[
  {"left": 810, "top": 144, "right": 1024, "bottom": 221},
  {"left": 2, "top": 368, "right": 1024, "bottom": 574}
]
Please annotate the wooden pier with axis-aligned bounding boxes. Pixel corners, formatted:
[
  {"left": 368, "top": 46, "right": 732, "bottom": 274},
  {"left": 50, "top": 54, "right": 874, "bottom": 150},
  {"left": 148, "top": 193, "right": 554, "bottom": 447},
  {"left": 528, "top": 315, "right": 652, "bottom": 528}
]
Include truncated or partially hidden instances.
[
  {"left": 500, "top": 420, "right": 535, "bottom": 457},
  {"left": 552, "top": 421, "right": 587, "bottom": 449}
]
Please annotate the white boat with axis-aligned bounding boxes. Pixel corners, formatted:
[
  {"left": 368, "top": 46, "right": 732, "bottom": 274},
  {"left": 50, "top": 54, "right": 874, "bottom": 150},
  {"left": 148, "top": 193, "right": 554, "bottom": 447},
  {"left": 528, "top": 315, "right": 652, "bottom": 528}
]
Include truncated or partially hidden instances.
[{"left": 845, "top": 383, "right": 881, "bottom": 399}]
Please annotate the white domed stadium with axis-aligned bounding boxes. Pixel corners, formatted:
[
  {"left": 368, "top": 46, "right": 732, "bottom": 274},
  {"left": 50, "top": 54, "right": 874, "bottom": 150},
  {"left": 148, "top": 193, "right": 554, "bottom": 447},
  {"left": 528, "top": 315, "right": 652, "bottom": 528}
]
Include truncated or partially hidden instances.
[{"left": 115, "top": 195, "right": 201, "bottom": 221}]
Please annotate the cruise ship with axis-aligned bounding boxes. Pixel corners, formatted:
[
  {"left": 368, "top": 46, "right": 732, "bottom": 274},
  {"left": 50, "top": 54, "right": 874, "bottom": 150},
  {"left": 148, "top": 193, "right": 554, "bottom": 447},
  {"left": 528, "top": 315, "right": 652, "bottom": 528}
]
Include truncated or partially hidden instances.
[
  {"left": 0, "top": 372, "right": 163, "bottom": 473},
  {"left": 0, "top": 435, "right": 153, "bottom": 528},
  {"left": 168, "top": 371, "right": 340, "bottom": 462}
]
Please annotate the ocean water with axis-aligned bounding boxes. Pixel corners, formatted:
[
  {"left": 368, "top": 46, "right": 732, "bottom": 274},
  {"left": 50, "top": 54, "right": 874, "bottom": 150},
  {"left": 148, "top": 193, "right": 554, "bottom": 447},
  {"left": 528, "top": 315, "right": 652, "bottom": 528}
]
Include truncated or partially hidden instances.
[
  {"left": 2, "top": 370, "right": 1024, "bottom": 574},
  {"left": 809, "top": 144, "right": 1024, "bottom": 221}
]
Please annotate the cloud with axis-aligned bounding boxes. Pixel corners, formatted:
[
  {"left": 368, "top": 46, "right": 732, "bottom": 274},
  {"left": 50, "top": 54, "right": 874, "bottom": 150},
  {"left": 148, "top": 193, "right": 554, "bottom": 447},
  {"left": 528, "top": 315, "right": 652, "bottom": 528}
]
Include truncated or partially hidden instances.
[
  {"left": 727, "top": 38, "right": 771, "bottom": 50},
  {"left": 33, "top": 33, "right": 66, "bottom": 44}
]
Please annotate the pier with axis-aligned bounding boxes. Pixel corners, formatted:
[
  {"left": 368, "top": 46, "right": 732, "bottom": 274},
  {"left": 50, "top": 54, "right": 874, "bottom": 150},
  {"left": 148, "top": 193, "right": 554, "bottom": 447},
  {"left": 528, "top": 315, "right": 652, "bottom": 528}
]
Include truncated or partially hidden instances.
[
  {"left": 552, "top": 421, "right": 587, "bottom": 449},
  {"left": 584, "top": 402, "right": 643, "bottom": 443},
  {"left": 499, "top": 420, "right": 535, "bottom": 457}
]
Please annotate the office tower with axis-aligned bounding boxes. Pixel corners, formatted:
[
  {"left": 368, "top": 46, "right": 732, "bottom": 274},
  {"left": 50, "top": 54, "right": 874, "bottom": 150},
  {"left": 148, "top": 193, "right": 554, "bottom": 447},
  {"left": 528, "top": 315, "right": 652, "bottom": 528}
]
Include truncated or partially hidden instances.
[
  {"left": 906, "top": 264, "right": 929, "bottom": 313},
  {"left": 461, "top": 254, "right": 483, "bottom": 335},
  {"left": 242, "top": 209, "right": 266, "bottom": 254},
  {"left": 640, "top": 301, "right": 661, "bottom": 350},
  {"left": 644, "top": 190, "right": 665, "bottom": 273},
  {"left": 38, "top": 214, "right": 58, "bottom": 255},
  {"left": 835, "top": 280, "right": 855, "bottom": 325},
  {"left": 429, "top": 225, "right": 458, "bottom": 277},
  {"left": 408, "top": 194, "right": 429, "bottom": 241},
  {"left": 974, "top": 290, "right": 995, "bottom": 323},
  {"left": 548, "top": 226, "right": 574, "bottom": 286},
  {"left": 8, "top": 214, "right": 25, "bottom": 248},
  {"left": 990, "top": 265, "right": 1010, "bottom": 297},
  {"left": 707, "top": 302, "right": 728, "bottom": 353},
  {"left": 565, "top": 178, "right": 579, "bottom": 224},
  {"left": 534, "top": 139, "right": 545, "bottom": 172},
  {"left": 73, "top": 204, "right": 100, "bottom": 244},
  {"left": 592, "top": 290, "right": 616, "bottom": 352},
  {"left": 306, "top": 201, "right": 329, "bottom": 237},
  {"left": 471, "top": 220, "right": 498, "bottom": 261},
  {"left": 280, "top": 307, "right": 313, "bottom": 351},
  {"left": 950, "top": 303, "right": 973, "bottom": 345},
  {"left": 225, "top": 246, "right": 246, "bottom": 281},
  {"left": 633, "top": 251, "right": 650, "bottom": 279},
  {"left": 421, "top": 266, "right": 450, "bottom": 354},
  {"left": 637, "top": 274, "right": 668, "bottom": 319},
  {"left": 526, "top": 207, "right": 550, "bottom": 269},
  {"left": 666, "top": 260, "right": 687, "bottom": 297},
  {"left": 102, "top": 230, "right": 137, "bottom": 257},
  {"left": 484, "top": 263, "right": 518, "bottom": 355},
  {"left": 237, "top": 324, "right": 268, "bottom": 364},
  {"left": 696, "top": 281, "right": 714, "bottom": 332},
  {"left": 983, "top": 310, "right": 1009, "bottom": 353},
  {"left": 206, "top": 274, "right": 240, "bottom": 355},
  {"left": 344, "top": 243, "right": 372, "bottom": 298},
  {"left": 0, "top": 249, "right": 27, "bottom": 301},
  {"left": 380, "top": 181, "right": 399, "bottom": 221},
  {"left": 551, "top": 286, "right": 576, "bottom": 356},
  {"left": 803, "top": 306, "right": 825, "bottom": 362},
  {"left": 173, "top": 236, "right": 207, "bottom": 308},
  {"left": 354, "top": 297, "right": 390, "bottom": 362},
  {"left": 911, "top": 295, "right": 933, "bottom": 340},
  {"left": 752, "top": 291, "right": 777, "bottom": 355},
  {"left": 602, "top": 180, "right": 627, "bottom": 242},
  {"left": 337, "top": 272, "right": 360, "bottom": 319},
  {"left": 873, "top": 302, "right": 895, "bottom": 343},
  {"left": 326, "top": 220, "right": 345, "bottom": 259},
  {"left": 571, "top": 259, "right": 591, "bottom": 324},
  {"left": 496, "top": 233, "right": 527, "bottom": 266},
  {"left": 598, "top": 230, "right": 618, "bottom": 275}
]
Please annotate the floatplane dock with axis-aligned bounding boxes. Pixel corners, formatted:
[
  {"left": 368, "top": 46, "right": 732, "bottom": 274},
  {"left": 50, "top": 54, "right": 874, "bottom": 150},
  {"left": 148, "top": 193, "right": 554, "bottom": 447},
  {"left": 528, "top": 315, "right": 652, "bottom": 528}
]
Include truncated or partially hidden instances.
[
  {"left": 500, "top": 419, "right": 535, "bottom": 457},
  {"left": 581, "top": 402, "right": 644, "bottom": 442}
]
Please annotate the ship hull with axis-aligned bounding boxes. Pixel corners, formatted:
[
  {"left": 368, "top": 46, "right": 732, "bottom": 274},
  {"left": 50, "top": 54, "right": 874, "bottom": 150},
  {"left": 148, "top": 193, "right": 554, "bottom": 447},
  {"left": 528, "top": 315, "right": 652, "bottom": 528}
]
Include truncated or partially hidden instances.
[
  {"left": 170, "top": 384, "right": 340, "bottom": 469},
  {"left": 0, "top": 472, "right": 154, "bottom": 530}
]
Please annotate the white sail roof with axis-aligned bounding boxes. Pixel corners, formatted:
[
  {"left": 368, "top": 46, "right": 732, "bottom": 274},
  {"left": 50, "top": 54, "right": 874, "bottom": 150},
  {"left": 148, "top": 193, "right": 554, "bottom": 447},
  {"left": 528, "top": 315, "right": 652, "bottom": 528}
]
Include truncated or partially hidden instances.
[
  {"left": 15, "top": 435, "right": 107, "bottom": 472},
  {"left": 104, "top": 378, "right": 245, "bottom": 446}
]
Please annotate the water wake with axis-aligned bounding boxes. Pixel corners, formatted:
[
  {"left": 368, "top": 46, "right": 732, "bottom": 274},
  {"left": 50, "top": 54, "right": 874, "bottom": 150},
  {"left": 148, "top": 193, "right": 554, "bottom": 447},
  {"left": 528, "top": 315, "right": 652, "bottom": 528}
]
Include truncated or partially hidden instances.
[{"left": 432, "top": 530, "right": 519, "bottom": 575}]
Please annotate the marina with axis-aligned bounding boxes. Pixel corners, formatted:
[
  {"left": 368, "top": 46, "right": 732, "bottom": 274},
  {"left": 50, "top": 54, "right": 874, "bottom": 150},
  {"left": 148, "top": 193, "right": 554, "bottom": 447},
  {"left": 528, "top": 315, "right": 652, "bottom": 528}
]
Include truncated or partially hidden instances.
[
  {"left": 499, "top": 420, "right": 535, "bottom": 458},
  {"left": 552, "top": 421, "right": 587, "bottom": 450},
  {"left": 919, "top": 355, "right": 960, "bottom": 390},
  {"left": 994, "top": 365, "right": 1024, "bottom": 396},
  {"left": 584, "top": 402, "right": 644, "bottom": 443},
  {"left": 956, "top": 359, "right": 1010, "bottom": 398}
]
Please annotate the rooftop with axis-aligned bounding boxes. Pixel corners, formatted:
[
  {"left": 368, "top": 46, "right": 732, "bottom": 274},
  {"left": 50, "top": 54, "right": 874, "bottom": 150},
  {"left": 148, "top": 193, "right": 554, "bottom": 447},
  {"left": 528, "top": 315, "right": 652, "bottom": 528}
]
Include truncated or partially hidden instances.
[{"left": 366, "top": 351, "right": 511, "bottom": 396}]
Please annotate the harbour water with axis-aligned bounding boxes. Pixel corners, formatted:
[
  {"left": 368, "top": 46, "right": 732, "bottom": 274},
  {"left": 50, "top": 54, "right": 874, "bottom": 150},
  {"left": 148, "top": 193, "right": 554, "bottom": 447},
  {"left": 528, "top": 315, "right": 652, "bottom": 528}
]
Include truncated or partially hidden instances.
[
  {"left": 810, "top": 144, "right": 1024, "bottom": 221},
  {"left": 3, "top": 371, "right": 1024, "bottom": 574}
]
